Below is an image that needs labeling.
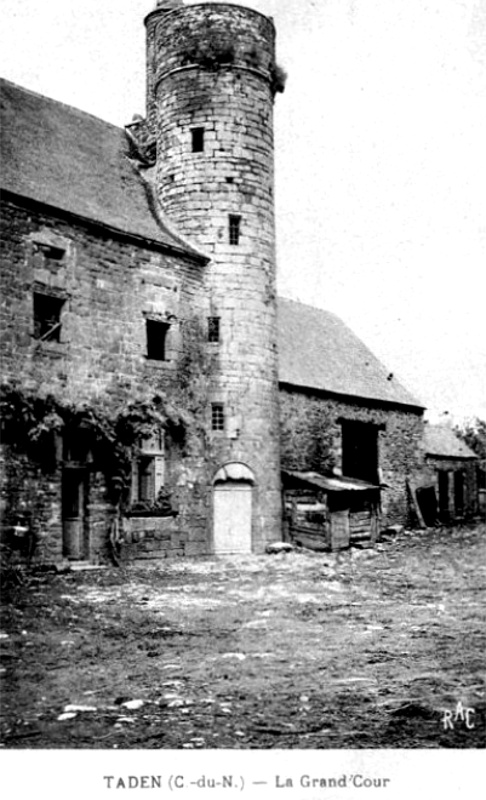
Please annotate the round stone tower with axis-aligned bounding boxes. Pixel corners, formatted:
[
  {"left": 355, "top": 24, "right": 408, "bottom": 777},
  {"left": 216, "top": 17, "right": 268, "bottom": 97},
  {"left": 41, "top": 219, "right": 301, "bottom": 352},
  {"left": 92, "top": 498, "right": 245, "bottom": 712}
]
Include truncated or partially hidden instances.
[{"left": 145, "top": 1, "right": 282, "bottom": 553}]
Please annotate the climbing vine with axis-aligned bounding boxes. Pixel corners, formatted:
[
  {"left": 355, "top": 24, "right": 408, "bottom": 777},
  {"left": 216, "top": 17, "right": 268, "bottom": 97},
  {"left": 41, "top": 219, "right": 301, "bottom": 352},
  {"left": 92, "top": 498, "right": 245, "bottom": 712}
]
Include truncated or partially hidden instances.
[{"left": 0, "top": 380, "right": 188, "bottom": 492}]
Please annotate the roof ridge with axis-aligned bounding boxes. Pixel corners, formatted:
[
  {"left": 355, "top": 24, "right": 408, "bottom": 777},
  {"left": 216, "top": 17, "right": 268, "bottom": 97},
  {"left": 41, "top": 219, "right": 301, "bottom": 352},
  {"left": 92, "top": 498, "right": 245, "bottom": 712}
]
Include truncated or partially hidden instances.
[
  {"left": 279, "top": 295, "right": 337, "bottom": 314},
  {"left": 0, "top": 76, "right": 122, "bottom": 131},
  {"left": 277, "top": 297, "right": 424, "bottom": 408}
]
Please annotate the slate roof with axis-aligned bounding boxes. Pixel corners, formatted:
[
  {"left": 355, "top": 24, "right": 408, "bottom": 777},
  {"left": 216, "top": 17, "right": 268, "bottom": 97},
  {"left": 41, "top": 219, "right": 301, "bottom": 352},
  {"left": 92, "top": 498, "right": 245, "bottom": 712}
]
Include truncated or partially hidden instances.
[
  {"left": 0, "top": 78, "right": 204, "bottom": 259},
  {"left": 424, "top": 425, "right": 478, "bottom": 459},
  {"left": 1, "top": 79, "right": 424, "bottom": 410},
  {"left": 278, "top": 298, "right": 423, "bottom": 408}
]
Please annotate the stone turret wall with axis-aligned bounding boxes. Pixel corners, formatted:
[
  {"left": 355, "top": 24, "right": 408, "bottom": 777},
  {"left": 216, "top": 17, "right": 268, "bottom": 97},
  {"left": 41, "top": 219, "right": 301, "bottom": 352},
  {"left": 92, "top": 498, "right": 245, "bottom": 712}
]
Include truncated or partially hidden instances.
[{"left": 147, "top": 3, "right": 282, "bottom": 550}]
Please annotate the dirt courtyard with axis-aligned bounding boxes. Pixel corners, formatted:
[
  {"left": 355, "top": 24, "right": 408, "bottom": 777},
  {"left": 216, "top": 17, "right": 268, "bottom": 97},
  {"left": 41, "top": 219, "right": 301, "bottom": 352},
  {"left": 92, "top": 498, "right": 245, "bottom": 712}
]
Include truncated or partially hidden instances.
[{"left": 1, "top": 523, "right": 485, "bottom": 749}]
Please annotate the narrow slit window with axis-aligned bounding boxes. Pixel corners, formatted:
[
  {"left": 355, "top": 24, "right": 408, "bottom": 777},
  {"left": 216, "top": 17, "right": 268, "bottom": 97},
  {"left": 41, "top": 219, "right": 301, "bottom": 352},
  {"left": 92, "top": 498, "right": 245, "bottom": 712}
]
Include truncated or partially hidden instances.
[
  {"left": 229, "top": 215, "right": 241, "bottom": 245},
  {"left": 33, "top": 293, "right": 65, "bottom": 342},
  {"left": 191, "top": 127, "right": 205, "bottom": 153},
  {"left": 208, "top": 316, "right": 220, "bottom": 343},
  {"left": 211, "top": 403, "right": 225, "bottom": 432},
  {"left": 146, "top": 319, "right": 170, "bottom": 361}
]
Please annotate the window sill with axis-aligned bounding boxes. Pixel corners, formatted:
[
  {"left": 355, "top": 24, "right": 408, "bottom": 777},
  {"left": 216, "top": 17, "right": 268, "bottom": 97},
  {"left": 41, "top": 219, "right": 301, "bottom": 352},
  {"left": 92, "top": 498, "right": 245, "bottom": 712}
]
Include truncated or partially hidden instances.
[
  {"left": 33, "top": 340, "right": 69, "bottom": 357},
  {"left": 125, "top": 509, "right": 178, "bottom": 518},
  {"left": 144, "top": 357, "right": 175, "bottom": 369}
]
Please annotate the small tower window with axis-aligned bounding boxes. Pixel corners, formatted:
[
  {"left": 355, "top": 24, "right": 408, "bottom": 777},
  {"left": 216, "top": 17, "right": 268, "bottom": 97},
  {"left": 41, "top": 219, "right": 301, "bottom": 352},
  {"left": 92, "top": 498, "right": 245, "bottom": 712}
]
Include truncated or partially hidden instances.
[
  {"left": 146, "top": 319, "right": 170, "bottom": 361},
  {"left": 229, "top": 215, "right": 241, "bottom": 246},
  {"left": 191, "top": 127, "right": 205, "bottom": 153},
  {"left": 33, "top": 292, "right": 65, "bottom": 342},
  {"left": 211, "top": 403, "right": 225, "bottom": 432},
  {"left": 208, "top": 316, "right": 220, "bottom": 343}
]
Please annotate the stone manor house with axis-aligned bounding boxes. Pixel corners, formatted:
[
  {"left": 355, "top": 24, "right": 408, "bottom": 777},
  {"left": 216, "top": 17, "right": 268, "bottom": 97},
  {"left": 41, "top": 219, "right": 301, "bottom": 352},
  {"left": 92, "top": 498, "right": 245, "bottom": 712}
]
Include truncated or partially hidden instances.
[{"left": 1, "top": 1, "right": 472, "bottom": 564}]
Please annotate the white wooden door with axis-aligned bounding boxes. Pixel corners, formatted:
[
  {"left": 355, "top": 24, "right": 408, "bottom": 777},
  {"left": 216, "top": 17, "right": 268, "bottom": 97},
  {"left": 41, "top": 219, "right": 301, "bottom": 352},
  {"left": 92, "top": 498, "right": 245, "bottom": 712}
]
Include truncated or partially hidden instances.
[{"left": 213, "top": 483, "right": 252, "bottom": 554}]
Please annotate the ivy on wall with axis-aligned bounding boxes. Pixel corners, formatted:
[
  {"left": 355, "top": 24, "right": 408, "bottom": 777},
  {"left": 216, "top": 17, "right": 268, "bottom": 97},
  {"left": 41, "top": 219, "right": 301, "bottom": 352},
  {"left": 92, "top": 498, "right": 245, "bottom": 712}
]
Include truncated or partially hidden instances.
[{"left": 0, "top": 381, "right": 187, "bottom": 493}]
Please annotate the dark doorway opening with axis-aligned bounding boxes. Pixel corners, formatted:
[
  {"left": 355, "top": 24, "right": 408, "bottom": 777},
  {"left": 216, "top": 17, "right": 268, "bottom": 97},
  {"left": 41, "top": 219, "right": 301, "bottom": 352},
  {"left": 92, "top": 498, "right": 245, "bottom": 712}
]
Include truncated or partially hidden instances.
[
  {"left": 62, "top": 468, "right": 88, "bottom": 560},
  {"left": 341, "top": 421, "right": 379, "bottom": 484},
  {"left": 454, "top": 471, "right": 464, "bottom": 517},
  {"left": 438, "top": 471, "right": 449, "bottom": 523}
]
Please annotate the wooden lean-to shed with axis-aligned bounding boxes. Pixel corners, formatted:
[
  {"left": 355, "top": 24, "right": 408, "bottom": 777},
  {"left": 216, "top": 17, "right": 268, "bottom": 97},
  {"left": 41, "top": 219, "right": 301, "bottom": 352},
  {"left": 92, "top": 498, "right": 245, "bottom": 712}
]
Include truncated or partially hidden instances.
[{"left": 282, "top": 469, "right": 381, "bottom": 551}]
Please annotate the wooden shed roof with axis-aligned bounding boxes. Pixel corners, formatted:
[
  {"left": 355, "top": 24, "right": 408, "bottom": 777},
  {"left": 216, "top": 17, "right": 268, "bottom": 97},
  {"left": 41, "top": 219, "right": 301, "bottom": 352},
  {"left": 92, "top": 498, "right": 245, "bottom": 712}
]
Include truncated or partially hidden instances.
[{"left": 282, "top": 470, "right": 381, "bottom": 492}]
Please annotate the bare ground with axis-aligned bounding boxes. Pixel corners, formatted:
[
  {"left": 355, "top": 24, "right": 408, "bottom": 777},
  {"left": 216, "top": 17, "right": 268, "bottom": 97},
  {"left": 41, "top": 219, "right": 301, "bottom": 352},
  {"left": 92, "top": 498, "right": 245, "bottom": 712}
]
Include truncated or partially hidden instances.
[{"left": 1, "top": 523, "right": 485, "bottom": 749}]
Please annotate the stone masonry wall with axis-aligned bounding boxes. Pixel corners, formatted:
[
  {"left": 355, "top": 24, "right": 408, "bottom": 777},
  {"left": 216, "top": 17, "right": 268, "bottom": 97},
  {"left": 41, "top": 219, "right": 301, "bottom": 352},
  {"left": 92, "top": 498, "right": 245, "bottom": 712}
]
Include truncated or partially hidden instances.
[
  {"left": 423, "top": 455, "right": 479, "bottom": 520},
  {"left": 0, "top": 197, "right": 213, "bottom": 563},
  {"left": 279, "top": 386, "right": 425, "bottom": 527},
  {"left": 148, "top": 3, "right": 282, "bottom": 551}
]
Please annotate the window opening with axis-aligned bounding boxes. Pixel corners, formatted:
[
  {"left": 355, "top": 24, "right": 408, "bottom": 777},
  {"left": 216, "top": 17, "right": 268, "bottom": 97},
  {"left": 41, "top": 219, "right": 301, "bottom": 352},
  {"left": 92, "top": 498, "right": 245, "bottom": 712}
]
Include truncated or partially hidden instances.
[
  {"left": 63, "top": 429, "right": 92, "bottom": 464},
  {"left": 211, "top": 403, "right": 225, "bottom": 432},
  {"left": 138, "top": 456, "right": 155, "bottom": 502},
  {"left": 229, "top": 215, "right": 241, "bottom": 245},
  {"left": 146, "top": 319, "right": 170, "bottom": 361},
  {"left": 35, "top": 243, "right": 65, "bottom": 261},
  {"left": 132, "top": 432, "right": 165, "bottom": 505},
  {"left": 208, "top": 316, "right": 220, "bottom": 343},
  {"left": 191, "top": 127, "right": 205, "bottom": 153},
  {"left": 33, "top": 293, "right": 65, "bottom": 342}
]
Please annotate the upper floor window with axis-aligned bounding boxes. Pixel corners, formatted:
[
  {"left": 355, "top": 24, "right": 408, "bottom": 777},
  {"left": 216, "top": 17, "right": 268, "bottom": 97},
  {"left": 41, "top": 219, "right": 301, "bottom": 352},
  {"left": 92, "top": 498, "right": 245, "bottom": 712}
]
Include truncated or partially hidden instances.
[
  {"left": 208, "top": 316, "right": 220, "bottom": 343},
  {"left": 229, "top": 215, "right": 241, "bottom": 246},
  {"left": 35, "top": 243, "right": 65, "bottom": 261},
  {"left": 211, "top": 403, "right": 225, "bottom": 432},
  {"left": 33, "top": 292, "right": 65, "bottom": 342},
  {"left": 191, "top": 127, "right": 205, "bottom": 153},
  {"left": 146, "top": 319, "right": 170, "bottom": 361}
]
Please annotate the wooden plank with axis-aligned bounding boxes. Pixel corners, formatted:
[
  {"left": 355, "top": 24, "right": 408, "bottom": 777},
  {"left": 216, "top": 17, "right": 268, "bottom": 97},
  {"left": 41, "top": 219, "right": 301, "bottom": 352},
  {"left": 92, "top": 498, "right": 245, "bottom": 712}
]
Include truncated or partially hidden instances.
[{"left": 407, "top": 479, "right": 427, "bottom": 529}]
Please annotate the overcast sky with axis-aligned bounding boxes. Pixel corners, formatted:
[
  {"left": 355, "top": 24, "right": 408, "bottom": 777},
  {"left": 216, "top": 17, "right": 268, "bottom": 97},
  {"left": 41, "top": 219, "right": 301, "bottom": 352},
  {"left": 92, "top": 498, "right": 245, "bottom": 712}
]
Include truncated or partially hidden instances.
[{"left": 1, "top": 0, "right": 485, "bottom": 423}]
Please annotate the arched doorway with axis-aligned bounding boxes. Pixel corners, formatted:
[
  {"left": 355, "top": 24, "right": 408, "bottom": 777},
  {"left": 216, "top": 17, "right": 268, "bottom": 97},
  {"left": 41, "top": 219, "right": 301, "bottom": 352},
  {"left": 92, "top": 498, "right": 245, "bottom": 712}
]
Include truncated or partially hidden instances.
[{"left": 212, "top": 463, "right": 255, "bottom": 555}]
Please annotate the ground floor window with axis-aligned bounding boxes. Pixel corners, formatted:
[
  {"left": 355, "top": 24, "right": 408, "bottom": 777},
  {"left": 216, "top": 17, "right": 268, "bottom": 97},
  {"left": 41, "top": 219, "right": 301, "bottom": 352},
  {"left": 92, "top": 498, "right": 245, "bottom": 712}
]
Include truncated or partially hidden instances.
[
  {"left": 211, "top": 403, "right": 225, "bottom": 432},
  {"left": 131, "top": 431, "right": 165, "bottom": 505}
]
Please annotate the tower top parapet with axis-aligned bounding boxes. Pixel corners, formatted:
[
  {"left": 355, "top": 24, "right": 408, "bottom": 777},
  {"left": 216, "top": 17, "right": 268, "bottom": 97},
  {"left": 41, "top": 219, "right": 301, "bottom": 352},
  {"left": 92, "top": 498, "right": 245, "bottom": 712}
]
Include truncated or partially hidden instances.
[{"left": 156, "top": 0, "right": 184, "bottom": 9}]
